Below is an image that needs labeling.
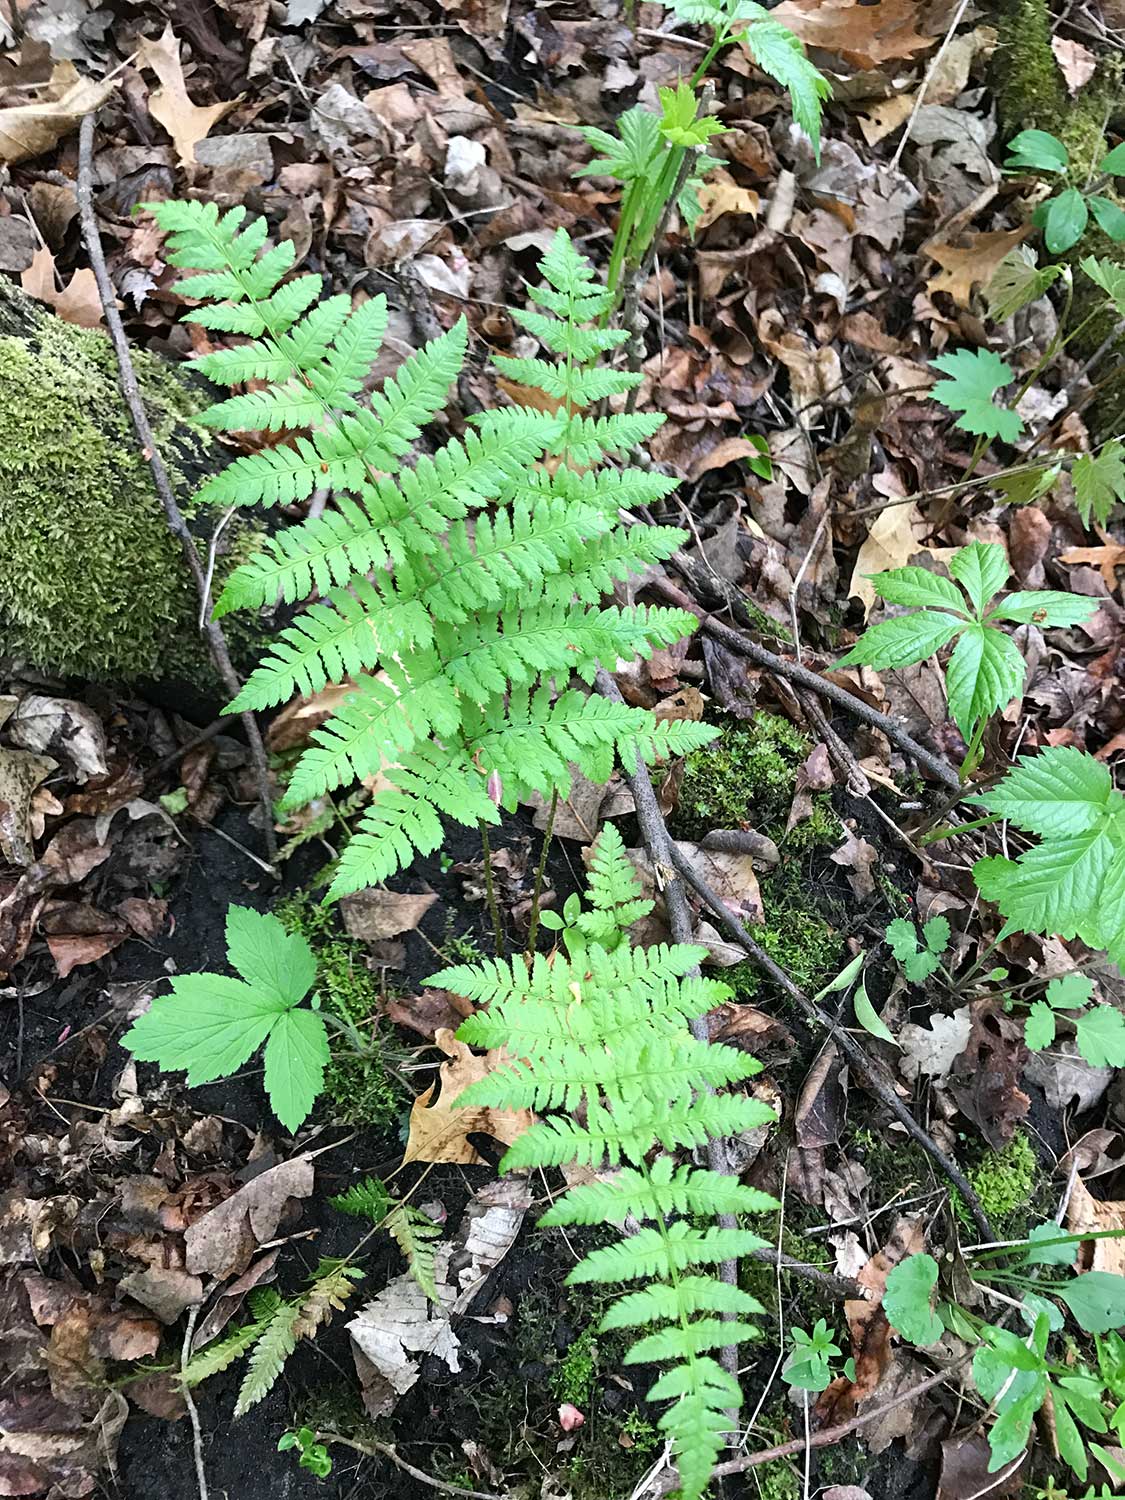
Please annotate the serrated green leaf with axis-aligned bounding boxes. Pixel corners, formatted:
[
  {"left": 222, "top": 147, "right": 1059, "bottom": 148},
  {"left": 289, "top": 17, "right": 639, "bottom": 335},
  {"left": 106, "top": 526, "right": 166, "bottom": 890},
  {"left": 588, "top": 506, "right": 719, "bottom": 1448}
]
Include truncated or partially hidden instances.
[
  {"left": 993, "top": 461, "right": 1062, "bottom": 506},
  {"left": 1046, "top": 972, "right": 1095, "bottom": 1010},
  {"left": 989, "top": 590, "right": 1099, "bottom": 627},
  {"left": 837, "top": 610, "right": 964, "bottom": 671},
  {"left": 226, "top": 905, "right": 317, "bottom": 1006},
  {"left": 1081, "top": 255, "right": 1125, "bottom": 315},
  {"left": 123, "top": 975, "right": 285, "bottom": 1085},
  {"left": 853, "top": 974, "right": 896, "bottom": 1045},
  {"left": 945, "top": 624, "right": 1026, "bottom": 737},
  {"left": 1045, "top": 188, "right": 1088, "bottom": 253},
  {"left": 974, "top": 828, "right": 1115, "bottom": 941},
  {"left": 885, "top": 918, "right": 918, "bottom": 962},
  {"left": 884, "top": 1254, "right": 943, "bottom": 1346},
  {"left": 949, "top": 541, "right": 1010, "bottom": 614},
  {"left": 922, "top": 915, "right": 950, "bottom": 954},
  {"left": 931, "top": 350, "right": 1023, "bottom": 443},
  {"left": 871, "top": 567, "right": 967, "bottom": 614},
  {"left": 263, "top": 1008, "right": 330, "bottom": 1131},
  {"left": 976, "top": 745, "right": 1113, "bottom": 837},
  {"left": 1073, "top": 443, "right": 1125, "bottom": 528},
  {"left": 1024, "top": 1000, "right": 1056, "bottom": 1051},
  {"left": 1005, "top": 128, "right": 1069, "bottom": 173},
  {"left": 1075, "top": 1006, "right": 1125, "bottom": 1068}
]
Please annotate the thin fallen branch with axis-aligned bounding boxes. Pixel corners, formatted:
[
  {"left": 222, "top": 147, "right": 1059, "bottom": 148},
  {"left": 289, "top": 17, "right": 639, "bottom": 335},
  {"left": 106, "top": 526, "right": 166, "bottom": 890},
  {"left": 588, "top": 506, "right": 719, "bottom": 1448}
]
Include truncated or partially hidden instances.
[
  {"left": 651, "top": 573, "right": 964, "bottom": 794},
  {"left": 712, "top": 1355, "right": 971, "bottom": 1477},
  {"left": 747, "top": 1247, "right": 859, "bottom": 1300},
  {"left": 77, "top": 114, "right": 277, "bottom": 865},
  {"left": 180, "top": 1306, "right": 210, "bottom": 1500},
  {"left": 318, "top": 1432, "right": 506, "bottom": 1500},
  {"left": 665, "top": 845, "right": 996, "bottom": 1243},
  {"left": 595, "top": 669, "right": 740, "bottom": 1371}
]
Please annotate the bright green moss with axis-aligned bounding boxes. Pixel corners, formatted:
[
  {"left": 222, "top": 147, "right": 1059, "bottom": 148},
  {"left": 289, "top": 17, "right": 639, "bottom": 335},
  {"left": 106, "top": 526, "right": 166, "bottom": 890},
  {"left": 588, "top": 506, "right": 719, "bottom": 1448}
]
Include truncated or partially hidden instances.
[
  {"left": 724, "top": 899, "right": 843, "bottom": 1000},
  {"left": 957, "top": 1130, "right": 1041, "bottom": 1235},
  {"left": 0, "top": 301, "right": 226, "bottom": 679},
  {"left": 551, "top": 1327, "right": 598, "bottom": 1407},
  {"left": 675, "top": 713, "right": 809, "bottom": 841},
  {"left": 276, "top": 893, "right": 401, "bottom": 1129}
]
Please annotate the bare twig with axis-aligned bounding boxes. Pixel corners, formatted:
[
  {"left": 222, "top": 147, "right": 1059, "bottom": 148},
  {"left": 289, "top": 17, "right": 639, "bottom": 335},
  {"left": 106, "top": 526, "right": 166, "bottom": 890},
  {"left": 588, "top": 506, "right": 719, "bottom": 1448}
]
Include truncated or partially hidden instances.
[
  {"left": 747, "top": 1246, "right": 860, "bottom": 1300},
  {"left": 888, "top": 0, "right": 972, "bottom": 171},
  {"left": 76, "top": 114, "right": 277, "bottom": 865},
  {"left": 713, "top": 1356, "right": 971, "bottom": 1476},
  {"left": 317, "top": 1433, "right": 506, "bottom": 1500},
  {"left": 664, "top": 845, "right": 996, "bottom": 1243},
  {"left": 651, "top": 573, "right": 964, "bottom": 794},
  {"left": 180, "top": 1306, "right": 210, "bottom": 1500}
]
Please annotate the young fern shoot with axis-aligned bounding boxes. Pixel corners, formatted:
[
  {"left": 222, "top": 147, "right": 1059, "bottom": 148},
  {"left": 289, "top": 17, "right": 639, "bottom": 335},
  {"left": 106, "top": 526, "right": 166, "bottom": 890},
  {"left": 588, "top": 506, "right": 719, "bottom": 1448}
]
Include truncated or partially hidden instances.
[
  {"left": 146, "top": 204, "right": 715, "bottom": 895},
  {"left": 432, "top": 825, "right": 779, "bottom": 1500}
]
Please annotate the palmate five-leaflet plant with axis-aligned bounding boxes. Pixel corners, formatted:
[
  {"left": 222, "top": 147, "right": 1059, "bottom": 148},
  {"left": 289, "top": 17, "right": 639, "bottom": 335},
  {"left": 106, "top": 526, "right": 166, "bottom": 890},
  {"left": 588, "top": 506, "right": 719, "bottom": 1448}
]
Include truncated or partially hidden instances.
[
  {"left": 145, "top": 202, "right": 716, "bottom": 896},
  {"left": 435, "top": 825, "right": 779, "bottom": 1500}
]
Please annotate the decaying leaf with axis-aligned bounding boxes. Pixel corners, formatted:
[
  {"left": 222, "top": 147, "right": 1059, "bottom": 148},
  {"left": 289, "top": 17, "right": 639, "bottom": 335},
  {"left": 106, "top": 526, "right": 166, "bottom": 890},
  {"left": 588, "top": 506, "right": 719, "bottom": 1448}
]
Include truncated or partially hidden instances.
[
  {"left": 1066, "top": 1177, "right": 1125, "bottom": 1277},
  {"left": 341, "top": 887, "right": 437, "bottom": 942},
  {"left": 770, "top": 0, "right": 940, "bottom": 69},
  {"left": 0, "top": 64, "right": 115, "bottom": 165},
  {"left": 403, "top": 1028, "right": 533, "bottom": 1165},
  {"left": 185, "top": 1156, "right": 315, "bottom": 1279},
  {"left": 0, "top": 747, "right": 56, "bottom": 865},
  {"left": 949, "top": 1002, "right": 1029, "bottom": 1148},
  {"left": 925, "top": 229, "right": 1028, "bottom": 309},
  {"left": 848, "top": 503, "right": 928, "bottom": 619},
  {"left": 21, "top": 248, "right": 105, "bottom": 328}
]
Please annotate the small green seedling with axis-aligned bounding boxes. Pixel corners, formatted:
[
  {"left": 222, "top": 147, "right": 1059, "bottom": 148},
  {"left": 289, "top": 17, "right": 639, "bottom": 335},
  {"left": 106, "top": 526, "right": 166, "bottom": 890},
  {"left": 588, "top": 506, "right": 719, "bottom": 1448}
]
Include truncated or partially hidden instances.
[
  {"left": 781, "top": 1319, "right": 852, "bottom": 1393},
  {"left": 331, "top": 1175, "right": 442, "bottom": 1303},
  {"left": 278, "top": 1428, "right": 332, "bottom": 1479},
  {"left": 885, "top": 915, "right": 950, "bottom": 984},
  {"left": 839, "top": 541, "right": 1097, "bottom": 774},
  {"left": 122, "top": 906, "right": 328, "bottom": 1131},
  {"left": 1005, "top": 129, "right": 1125, "bottom": 254},
  {"left": 887, "top": 1240, "right": 1125, "bottom": 1480},
  {"left": 1023, "top": 974, "right": 1125, "bottom": 1068},
  {"left": 745, "top": 433, "right": 773, "bottom": 480}
]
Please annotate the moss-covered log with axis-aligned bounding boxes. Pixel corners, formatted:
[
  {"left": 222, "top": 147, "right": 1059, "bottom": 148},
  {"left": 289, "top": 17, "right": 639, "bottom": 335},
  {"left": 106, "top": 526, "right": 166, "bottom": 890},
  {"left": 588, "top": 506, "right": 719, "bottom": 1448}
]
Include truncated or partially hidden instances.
[{"left": 0, "top": 276, "right": 230, "bottom": 681}]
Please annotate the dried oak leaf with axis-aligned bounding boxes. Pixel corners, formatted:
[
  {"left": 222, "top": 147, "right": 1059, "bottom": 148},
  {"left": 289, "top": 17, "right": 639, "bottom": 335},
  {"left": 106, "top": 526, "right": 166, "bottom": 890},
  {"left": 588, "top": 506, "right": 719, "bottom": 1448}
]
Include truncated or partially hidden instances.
[
  {"left": 1066, "top": 1177, "right": 1125, "bottom": 1277},
  {"left": 403, "top": 1028, "right": 533, "bottom": 1166},
  {"left": 770, "top": 0, "right": 939, "bottom": 69},
  {"left": 0, "top": 63, "right": 115, "bottom": 164},
  {"left": 138, "top": 25, "right": 238, "bottom": 167}
]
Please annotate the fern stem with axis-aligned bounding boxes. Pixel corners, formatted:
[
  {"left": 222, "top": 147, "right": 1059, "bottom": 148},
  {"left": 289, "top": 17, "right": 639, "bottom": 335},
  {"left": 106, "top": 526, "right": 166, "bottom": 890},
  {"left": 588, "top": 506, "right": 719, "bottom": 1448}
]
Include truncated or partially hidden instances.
[
  {"left": 180, "top": 1305, "right": 211, "bottom": 1500},
  {"left": 525, "top": 789, "right": 558, "bottom": 959},
  {"left": 479, "top": 821, "right": 507, "bottom": 958}
]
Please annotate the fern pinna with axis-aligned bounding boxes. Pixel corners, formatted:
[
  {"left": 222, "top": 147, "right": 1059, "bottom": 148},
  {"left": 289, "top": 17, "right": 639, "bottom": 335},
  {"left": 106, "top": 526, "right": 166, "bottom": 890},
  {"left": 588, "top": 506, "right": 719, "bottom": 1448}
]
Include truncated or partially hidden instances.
[
  {"left": 145, "top": 202, "right": 715, "bottom": 894},
  {"left": 430, "top": 826, "right": 778, "bottom": 1500}
]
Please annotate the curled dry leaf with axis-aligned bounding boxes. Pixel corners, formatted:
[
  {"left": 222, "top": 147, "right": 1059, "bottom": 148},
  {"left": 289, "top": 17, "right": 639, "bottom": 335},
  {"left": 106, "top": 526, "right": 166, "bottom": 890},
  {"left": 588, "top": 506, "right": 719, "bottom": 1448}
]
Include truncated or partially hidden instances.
[
  {"left": 848, "top": 503, "right": 928, "bottom": 619},
  {"left": 1066, "top": 1177, "right": 1125, "bottom": 1277},
  {"left": 184, "top": 1155, "right": 314, "bottom": 1279},
  {"left": 403, "top": 1027, "right": 533, "bottom": 1166},
  {"left": 340, "top": 887, "right": 437, "bottom": 942}
]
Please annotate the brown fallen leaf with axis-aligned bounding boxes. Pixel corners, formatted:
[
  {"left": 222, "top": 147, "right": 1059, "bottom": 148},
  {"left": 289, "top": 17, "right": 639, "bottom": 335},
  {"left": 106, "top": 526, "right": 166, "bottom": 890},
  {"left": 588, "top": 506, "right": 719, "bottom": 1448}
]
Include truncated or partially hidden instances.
[
  {"left": 848, "top": 502, "right": 928, "bottom": 618},
  {"left": 694, "top": 169, "right": 759, "bottom": 231},
  {"left": 341, "top": 887, "right": 437, "bottom": 943},
  {"left": 1052, "top": 34, "right": 1097, "bottom": 94},
  {"left": 925, "top": 228, "right": 1028, "bottom": 309},
  {"left": 770, "top": 0, "right": 939, "bottom": 69},
  {"left": 0, "top": 64, "right": 116, "bottom": 165},
  {"left": 384, "top": 987, "right": 474, "bottom": 1042},
  {"left": 937, "top": 1435, "right": 1026, "bottom": 1499},
  {"left": 949, "top": 1001, "right": 1030, "bottom": 1148},
  {"left": 1061, "top": 542, "right": 1125, "bottom": 592},
  {"left": 138, "top": 25, "right": 239, "bottom": 167},
  {"left": 185, "top": 1156, "right": 314, "bottom": 1279},
  {"left": 403, "top": 1028, "right": 533, "bottom": 1166},
  {"left": 1066, "top": 1177, "right": 1125, "bottom": 1276},
  {"left": 0, "top": 747, "right": 56, "bottom": 865},
  {"left": 786, "top": 741, "right": 834, "bottom": 833}
]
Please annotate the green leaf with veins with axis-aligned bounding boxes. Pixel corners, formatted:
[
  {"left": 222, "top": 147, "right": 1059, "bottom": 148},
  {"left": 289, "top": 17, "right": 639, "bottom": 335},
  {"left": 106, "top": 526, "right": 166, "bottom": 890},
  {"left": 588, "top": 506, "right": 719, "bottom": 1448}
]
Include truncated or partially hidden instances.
[
  {"left": 1057, "top": 1272, "right": 1125, "bottom": 1334},
  {"left": 1091, "top": 196, "right": 1125, "bottom": 242},
  {"left": 1025, "top": 1000, "right": 1056, "bottom": 1051},
  {"left": 1025, "top": 1222, "right": 1080, "bottom": 1266},
  {"left": 1099, "top": 142, "right": 1125, "bottom": 174},
  {"left": 1072, "top": 442, "right": 1125, "bottom": 528},
  {"left": 989, "top": 590, "right": 1099, "bottom": 627},
  {"left": 945, "top": 624, "right": 1026, "bottom": 738},
  {"left": 836, "top": 610, "right": 964, "bottom": 672},
  {"left": 1005, "top": 128, "right": 1069, "bottom": 173},
  {"left": 1046, "top": 973, "right": 1095, "bottom": 1009},
  {"left": 984, "top": 246, "right": 1063, "bottom": 322},
  {"left": 226, "top": 905, "right": 317, "bottom": 1006},
  {"left": 883, "top": 1254, "right": 943, "bottom": 1346},
  {"left": 931, "top": 349, "right": 1023, "bottom": 444},
  {"left": 922, "top": 916, "right": 950, "bottom": 954},
  {"left": 974, "top": 745, "right": 1114, "bottom": 837},
  {"left": 1081, "top": 256, "right": 1125, "bottom": 316},
  {"left": 871, "top": 567, "right": 967, "bottom": 613},
  {"left": 1074, "top": 1006, "right": 1125, "bottom": 1068},
  {"left": 949, "top": 541, "right": 1011, "bottom": 614},
  {"left": 1044, "top": 188, "right": 1088, "bottom": 254},
  {"left": 993, "top": 462, "right": 1062, "bottom": 507}
]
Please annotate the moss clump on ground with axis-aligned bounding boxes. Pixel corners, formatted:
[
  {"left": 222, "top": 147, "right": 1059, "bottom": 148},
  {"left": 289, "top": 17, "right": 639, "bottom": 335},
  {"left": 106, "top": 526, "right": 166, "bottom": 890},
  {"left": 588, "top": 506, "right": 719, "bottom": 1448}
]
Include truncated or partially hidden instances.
[
  {"left": 0, "top": 283, "right": 231, "bottom": 680},
  {"left": 276, "top": 893, "right": 401, "bottom": 1129},
  {"left": 955, "top": 1130, "right": 1046, "bottom": 1237},
  {"left": 674, "top": 712, "right": 839, "bottom": 849},
  {"left": 723, "top": 866, "right": 845, "bottom": 1001},
  {"left": 551, "top": 1327, "right": 598, "bottom": 1407}
]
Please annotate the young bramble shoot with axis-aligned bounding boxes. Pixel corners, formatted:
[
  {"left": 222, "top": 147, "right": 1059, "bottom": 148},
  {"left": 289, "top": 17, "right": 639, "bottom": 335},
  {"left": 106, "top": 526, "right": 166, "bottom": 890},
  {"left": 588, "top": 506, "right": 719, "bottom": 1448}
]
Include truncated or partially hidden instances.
[
  {"left": 838, "top": 541, "right": 1097, "bottom": 770},
  {"left": 1023, "top": 973, "right": 1125, "bottom": 1067},
  {"left": 122, "top": 906, "right": 328, "bottom": 1132},
  {"left": 885, "top": 915, "right": 950, "bottom": 984}
]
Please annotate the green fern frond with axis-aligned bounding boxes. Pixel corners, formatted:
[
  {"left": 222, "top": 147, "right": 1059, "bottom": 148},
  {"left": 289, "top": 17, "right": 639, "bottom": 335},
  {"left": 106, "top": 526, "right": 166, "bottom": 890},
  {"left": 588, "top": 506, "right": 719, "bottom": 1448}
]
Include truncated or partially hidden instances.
[
  {"left": 234, "top": 1296, "right": 298, "bottom": 1416},
  {"left": 330, "top": 1175, "right": 392, "bottom": 1223},
  {"left": 180, "top": 1319, "right": 267, "bottom": 1389},
  {"left": 541, "top": 1162, "right": 778, "bottom": 1226},
  {"left": 385, "top": 1204, "right": 442, "bottom": 1303}
]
